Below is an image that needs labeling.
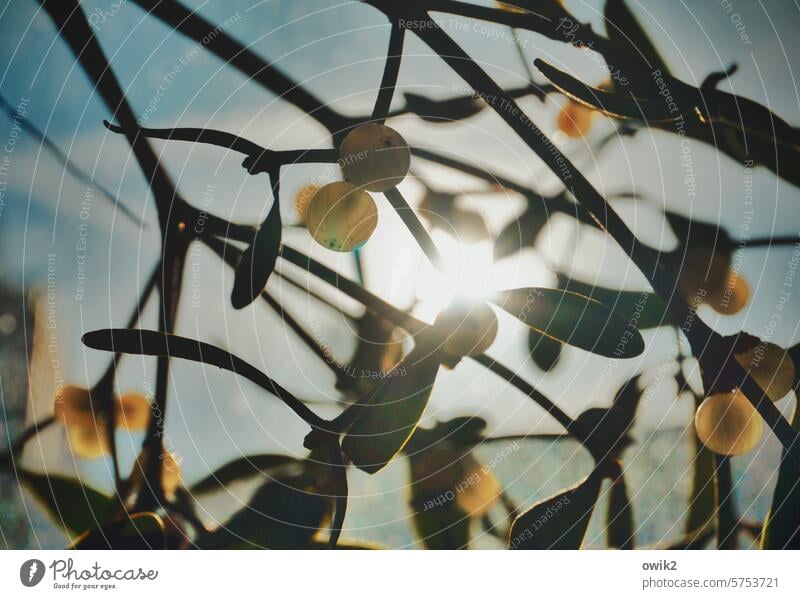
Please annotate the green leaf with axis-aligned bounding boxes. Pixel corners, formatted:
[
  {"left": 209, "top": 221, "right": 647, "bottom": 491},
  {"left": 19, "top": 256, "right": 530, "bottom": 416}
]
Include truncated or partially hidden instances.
[
  {"left": 412, "top": 502, "right": 471, "bottom": 550},
  {"left": 190, "top": 454, "right": 300, "bottom": 495},
  {"left": 509, "top": 471, "right": 603, "bottom": 549},
  {"left": 231, "top": 190, "right": 282, "bottom": 309},
  {"left": 559, "top": 276, "right": 667, "bottom": 330},
  {"left": 493, "top": 204, "right": 549, "bottom": 260},
  {"left": 21, "top": 470, "right": 112, "bottom": 535},
  {"left": 70, "top": 512, "right": 167, "bottom": 549},
  {"left": 408, "top": 447, "right": 472, "bottom": 549},
  {"left": 195, "top": 476, "right": 329, "bottom": 549},
  {"left": 342, "top": 338, "right": 441, "bottom": 474},
  {"left": 606, "top": 475, "right": 634, "bottom": 549},
  {"left": 491, "top": 287, "right": 645, "bottom": 358},
  {"left": 604, "top": 0, "right": 669, "bottom": 74},
  {"left": 528, "top": 329, "right": 562, "bottom": 372}
]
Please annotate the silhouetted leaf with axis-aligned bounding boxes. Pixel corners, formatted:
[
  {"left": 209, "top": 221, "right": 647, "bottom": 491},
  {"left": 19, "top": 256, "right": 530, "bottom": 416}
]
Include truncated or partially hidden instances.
[
  {"left": 528, "top": 329, "right": 562, "bottom": 371},
  {"left": 491, "top": 287, "right": 645, "bottom": 358},
  {"left": 195, "top": 476, "right": 329, "bottom": 549},
  {"left": 412, "top": 502, "right": 470, "bottom": 549},
  {"left": 606, "top": 474, "right": 634, "bottom": 549},
  {"left": 575, "top": 375, "right": 641, "bottom": 460},
  {"left": 408, "top": 444, "right": 476, "bottom": 549},
  {"left": 70, "top": 512, "right": 166, "bottom": 549},
  {"left": 21, "top": 471, "right": 111, "bottom": 534},
  {"left": 509, "top": 471, "right": 603, "bottom": 549},
  {"left": 559, "top": 277, "right": 667, "bottom": 330},
  {"left": 342, "top": 338, "right": 441, "bottom": 474},
  {"left": 534, "top": 59, "right": 678, "bottom": 121},
  {"left": 191, "top": 454, "right": 300, "bottom": 495},
  {"left": 231, "top": 192, "right": 282, "bottom": 309},
  {"left": 604, "top": 0, "right": 669, "bottom": 74},
  {"left": 494, "top": 204, "right": 549, "bottom": 259}
]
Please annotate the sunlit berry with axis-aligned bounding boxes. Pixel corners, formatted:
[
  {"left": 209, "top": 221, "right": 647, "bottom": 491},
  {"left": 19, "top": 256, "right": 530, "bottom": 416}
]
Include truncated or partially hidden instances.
[
  {"left": 556, "top": 100, "right": 594, "bottom": 138},
  {"left": 705, "top": 269, "right": 750, "bottom": 315},
  {"left": 694, "top": 389, "right": 763, "bottom": 456},
  {"left": 115, "top": 393, "right": 151, "bottom": 431},
  {"left": 454, "top": 456, "right": 501, "bottom": 517},
  {"left": 67, "top": 423, "right": 111, "bottom": 460},
  {"left": 54, "top": 386, "right": 110, "bottom": 459},
  {"left": 54, "top": 385, "right": 95, "bottom": 428},
  {"left": 435, "top": 301, "right": 498, "bottom": 358},
  {"left": 339, "top": 124, "right": 410, "bottom": 192},
  {"left": 161, "top": 452, "right": 182, "bottom": 499},
  {"left": 306, "top": 181, "right": 378, "bottom": 251},
  {"left": 734, "top": 342, "right": 795, "bottom": 402}
]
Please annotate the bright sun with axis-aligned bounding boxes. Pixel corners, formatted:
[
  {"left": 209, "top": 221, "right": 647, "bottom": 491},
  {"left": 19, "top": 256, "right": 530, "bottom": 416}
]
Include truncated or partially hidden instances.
[{"left": 414, "top": 229, "right": 495, "bottom": 320}]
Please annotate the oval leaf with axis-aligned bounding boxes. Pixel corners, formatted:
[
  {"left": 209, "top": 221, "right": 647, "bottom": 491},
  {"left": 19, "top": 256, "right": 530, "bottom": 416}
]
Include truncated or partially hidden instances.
[
  {"left": 559, "top": 277, "right": 667, "bottom": 330},
  {"left": 70, "top": 512, "right": 166, "bottom": 550},
  {"left": 231, "top": 189, "right": 282, "bottom": 309},
  {"left": 342, "top": 338, "right": 441, "bottom": 474},
  {"left": 22, "top": 471, "right": 111, "bottom": 535},
  {"left": 494, "top": 205, "right": 549, "bottom": 260},
  {"left": 509, "top": 471, "right": 603, "bottom": 549},
  {"left": 491, "top": 287, "right": 645, "bottom": 358},
  {"left": 195, "top": 477, "right": 329, "bottom": 549},
  {"left": 528, "top": 329, "right": 563, "bottom": 372},
  {"left": 191, "top": 454, "right": 300, "bottom": 495}
]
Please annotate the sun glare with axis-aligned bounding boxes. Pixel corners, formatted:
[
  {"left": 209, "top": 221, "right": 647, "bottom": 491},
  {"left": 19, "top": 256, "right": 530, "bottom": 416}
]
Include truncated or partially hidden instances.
[{"left": 414, "top": 229, "right": 495, "bottom": 319}]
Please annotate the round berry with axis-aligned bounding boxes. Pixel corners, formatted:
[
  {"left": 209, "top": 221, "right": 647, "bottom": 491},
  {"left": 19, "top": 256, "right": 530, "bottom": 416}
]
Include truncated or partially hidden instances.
[
  {"left": 435, "top": 302, "right": 498, "bottom": 358},
  {"left": 340, "top": 123, "right": 410, "bottom": 192},
  {"left": 306, "top": 181, "right": 378, "bottom": 252},
  {"left": 556, "top": 100, "right": 594, "bottom": 138},
  {"left": 694, "top": 389, "right": 763, "bottom": 456}
]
